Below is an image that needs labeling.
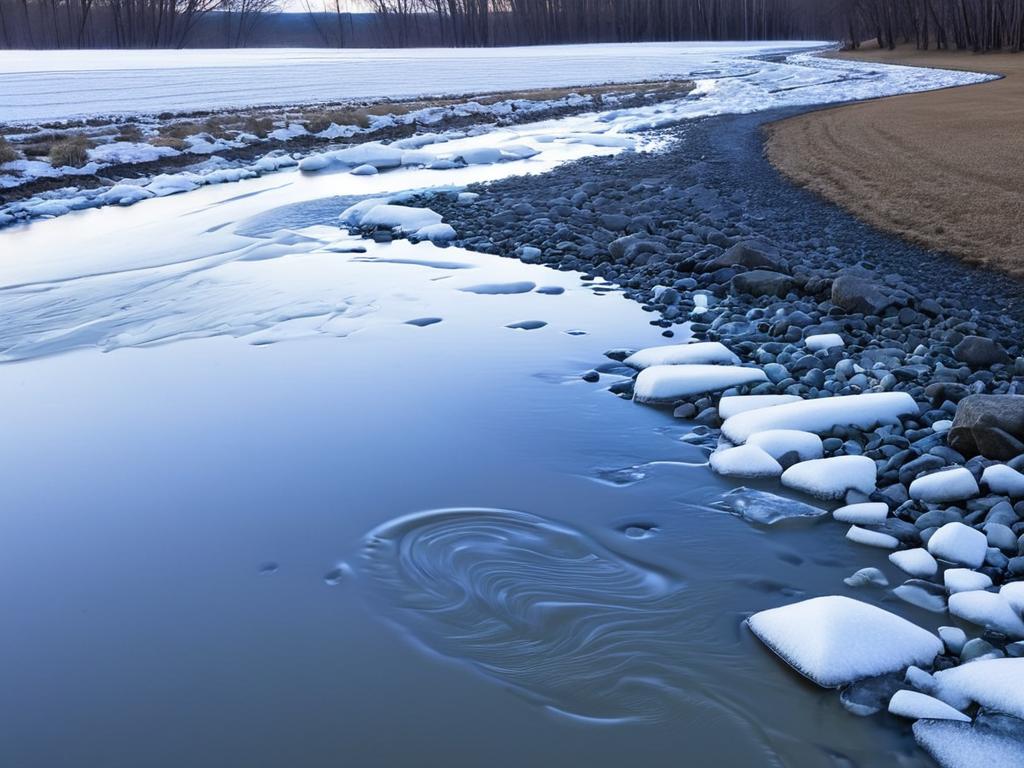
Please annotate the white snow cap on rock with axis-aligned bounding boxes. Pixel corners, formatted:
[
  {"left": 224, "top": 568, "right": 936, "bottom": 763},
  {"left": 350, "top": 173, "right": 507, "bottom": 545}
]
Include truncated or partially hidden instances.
[
  {"left": 721, "top": 392, "right": 918, "bottom": 444},
  {"left": 805, "top": 333, "right": 844, "bottom": 352},
  {"left": 352, "top": 204, "right": 443, "bottom": 233},
  {"left": 933, "top": 657, "right": 1024, "bottom": 718},
  {"left": 709, "top": 445, "right": 782, "bottom": 479},
  {"left": 717, "top": 395, "right": 801, "bottom": 420},
  {"left": 981, "top": 464, "right": 1024, "bottom": 497},
  {"left": 833, "top": 502, "right": 888, "bottom": 525},
  {"left": 914, "top": 719, "right": 1024, "bottom": 768},
  {"left": 632, "top": 365, "right": 767, "bottom": 404},
  {"left": 927, "top": 522, "right": 987, "bottom": 568},
  {"left": 909, "top": 467, "right": 979, "bottom": 503},
  {"left": 1001, "top": 582, "right": 1024, "bottom": 614},
  {"left": 887, "top": 690, "right": 969, "bottom": 722},
  {"left": 889, "top": 548, "right": 938, "bottom": 578},
  {"left": 748, "top": 595, "right": 942, "bottom": 688},
  {"left": 948, "top": 590, "right": 1024, "bottom": 638},
  {"left": 746, "top": 430, "right": 823, "bottom": 463},
  {"left": 943, "top": 568, "right": 992, "bottom": 594},
  {"left": 623, "top": 341, "right": 739, "bottom": 369},
  {"left": 780, "top": 455, "right": 876, "bottom": 500},
  {"left": 846, "top": 525, "right": 899, "bottom": 549}
]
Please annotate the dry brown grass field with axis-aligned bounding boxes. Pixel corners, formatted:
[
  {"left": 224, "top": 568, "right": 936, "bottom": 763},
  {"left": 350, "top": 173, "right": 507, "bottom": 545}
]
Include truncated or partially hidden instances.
[{"left": 766, "top": 46, "right": 1024, "bottom": 276}]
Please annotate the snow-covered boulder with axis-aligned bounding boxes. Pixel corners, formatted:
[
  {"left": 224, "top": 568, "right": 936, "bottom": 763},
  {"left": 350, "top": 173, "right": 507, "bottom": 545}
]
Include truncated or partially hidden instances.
[
  {"left": 833, "top": 502, "right": 888, "bottom": 525},
  {"left": 632, "top": 365, "right": 767, "bottom": 404},
  {"left": 345, "top": 203, "right": 443, "bottom": 234},
  {"left": 747, "top": 595, "right": 942, "bottom": 687},
  {"left": 717, "top": 395, "right": 801, "bottom": 420},
  {"left": 981, "top": 464, "right": 1024, "bottom": 496},
  {"left": 350, "top": 163, "right": 379, "bottom": 176},
  {"left": 846, "top": 525, "right": 899, "bottom": 549},
  {"left": 145, "top": 173, "right": 199, "bottom": 197},
  {"left": 933, "top": 657, "right": 1024, "bottom": 717},
  {"left": 909, "top": 467, "right": 979, "bottom": 503},
  {"left": 747, "top": 430, "right": 823, "bottom": 463},
  {"left": 889, "top": 548, "right": 938, "bottom": 578},
  {"left": 805, "top": 333, "right": 844, "bottom": 352},
  {"left": 1001, "top": 582, "right": 1024, "bottom": 613},
  {"left": 332, "top": 142, "right": 404, "bottom": 169},
  {"left": 414, "top": 223, "right": 457, "bottom": 243},
  {"left": 943, "top": 568, "right": 992, "bottom": 594},
  {"left": 927, "top": 522, "right": 987, "bottom": 568},
  {"left": 298, "top": 154, "right": 331, "bottom": 172},
  {"left": 709, "top": 445, "right": 782, "bottom": 479},
  {"left": 887, "top": 690, "right": 968, "bottom": 722},
  {"left": 780, "top": 455, "right": 876, "bottom": 500},
  {"left": 721, "top": 392, "right": 918, "bottom": 444},
  {"left": 914, "top": 719, "right": 1024, "bottom": 768},
  {"left": 948, "top": 591, "right": 1024, "bottom": 638},
  {"left": 623, "top": 341, "right": 739, "bottom": 370}
]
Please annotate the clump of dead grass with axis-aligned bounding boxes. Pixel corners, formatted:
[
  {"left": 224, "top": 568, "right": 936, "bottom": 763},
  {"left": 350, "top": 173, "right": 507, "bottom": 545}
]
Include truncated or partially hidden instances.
[{"left": 48, "top": 134, "right": 91, "bottom": 167}]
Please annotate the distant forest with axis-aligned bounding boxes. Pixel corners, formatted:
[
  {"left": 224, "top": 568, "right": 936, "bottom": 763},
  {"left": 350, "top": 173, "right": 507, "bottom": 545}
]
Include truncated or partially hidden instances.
[{"left": 0, "top": 0, "right": 1021, "bottom": 50}]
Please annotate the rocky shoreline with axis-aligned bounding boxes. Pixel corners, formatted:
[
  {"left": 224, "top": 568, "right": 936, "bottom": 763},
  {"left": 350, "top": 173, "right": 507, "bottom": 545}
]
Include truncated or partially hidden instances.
[{"left": 352, "top": 107, "right": 1024, "bottom": 763}]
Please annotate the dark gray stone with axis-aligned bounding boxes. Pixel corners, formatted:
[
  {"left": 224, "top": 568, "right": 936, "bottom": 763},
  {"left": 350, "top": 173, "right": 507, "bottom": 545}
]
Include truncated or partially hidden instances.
[
  {"left": 949, "top": 395, "right": 1024, "bottom": 460},
  {"left": 831, "top": 274, "right": 894, "bottom": 315}
]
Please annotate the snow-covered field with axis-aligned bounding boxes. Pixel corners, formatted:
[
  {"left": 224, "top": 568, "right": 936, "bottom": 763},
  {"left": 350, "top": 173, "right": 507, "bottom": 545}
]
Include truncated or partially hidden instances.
[
  {"left": 0, "top": 42, "right": 829, "bottom": 122},
  {"left": 0, "top": 47, "right": 992, "bottom": 227}
]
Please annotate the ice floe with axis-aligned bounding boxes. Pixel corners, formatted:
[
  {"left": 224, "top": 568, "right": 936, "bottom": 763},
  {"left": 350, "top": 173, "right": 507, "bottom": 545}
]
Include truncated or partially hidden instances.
[
  {"left": 927, "top": 522, "right": 988, "bottom": 568},
  {"left": 888, "top": 690, "right": 969, "bottom": 722},
  {"left": 623, "top": 341, "right": 739, "bottom": 369},
  {"left": 721, "top": 392, "right": 918, "bottom": 444},
  {"left": 909, "top": 467, "right": 979, "bottom": 503},
  {"left": 711, "top": 487, "right": 827, "bottom": 526},
  {"left": 780, "top": 455, "right": 876, "bottom": 500},
  {"left": 747, "top": 595, "right": 942, "bottom": 687},
  {"left": 632, "top": 365, "right": 767, "bottom": 404}
]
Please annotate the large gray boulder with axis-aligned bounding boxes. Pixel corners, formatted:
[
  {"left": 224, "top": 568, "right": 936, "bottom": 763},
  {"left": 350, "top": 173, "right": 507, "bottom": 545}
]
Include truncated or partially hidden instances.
[
  {"left": 731, "top": 270, "right": 796, "bottom": 298},
  {"left": 708, "top": 241, "right": 782, "bottom": 272},
  {"left": 831, "top": 274, "right": 895, "bottom": 316},
  {"left": 949, "top": 395, "right": 1024, "bottom": 460},
  {"left": 953, "top": 335, "right": 1008, "bottom": 367}
]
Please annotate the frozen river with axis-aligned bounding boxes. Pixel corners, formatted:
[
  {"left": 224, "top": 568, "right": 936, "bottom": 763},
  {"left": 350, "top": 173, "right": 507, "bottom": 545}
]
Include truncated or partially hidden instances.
[{"left": 0, "top": 45, "right": 993, "bottom": 767}]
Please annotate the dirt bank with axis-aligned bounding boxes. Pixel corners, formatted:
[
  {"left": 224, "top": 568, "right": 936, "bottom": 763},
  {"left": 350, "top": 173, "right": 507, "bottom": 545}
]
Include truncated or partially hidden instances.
[{"left": 765, "top": 47, "right": 1023, "bottom": 276}]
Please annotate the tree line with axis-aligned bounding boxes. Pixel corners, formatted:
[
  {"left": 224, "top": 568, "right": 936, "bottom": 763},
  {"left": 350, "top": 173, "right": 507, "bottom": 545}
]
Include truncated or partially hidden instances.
[
  {"left": 1, "top": 0, "right": 1021, "bottom": 49},
  {"left": 844, "top": 0, "right": 1024, "bottom": 52}
]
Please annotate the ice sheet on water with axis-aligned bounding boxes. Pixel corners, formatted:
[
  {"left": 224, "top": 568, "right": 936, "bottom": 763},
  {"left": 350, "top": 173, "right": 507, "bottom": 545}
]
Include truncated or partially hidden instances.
[
  {"left": 748, "top": 595, "right": 942, "bottom": 688},
  {"left": 711, "top": 487, "right": 827, "bottom": 526}
]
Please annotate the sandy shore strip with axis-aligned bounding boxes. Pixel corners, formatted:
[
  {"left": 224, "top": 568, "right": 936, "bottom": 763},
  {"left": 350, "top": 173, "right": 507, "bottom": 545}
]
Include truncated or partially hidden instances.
[{"left": 765, "top": 47, "right": 1024, "bottom": 277}]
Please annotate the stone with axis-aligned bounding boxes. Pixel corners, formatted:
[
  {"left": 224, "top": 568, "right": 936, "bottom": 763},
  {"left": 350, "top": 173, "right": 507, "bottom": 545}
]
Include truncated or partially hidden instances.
[
  {"left": 949, "top": 395, "right": 1024, "bottom": 460},
  {"left": 708, "top": 241, "right": 780, "bottom": 272},
  {"left": 831, "top": 274, "right": 894, "bottom": 316},
  {"left": 953, "top": 335, "right": 1008, "bottom": 367},
  {"left": 730, "top": 270, "right": 795, "bottom": 298}
]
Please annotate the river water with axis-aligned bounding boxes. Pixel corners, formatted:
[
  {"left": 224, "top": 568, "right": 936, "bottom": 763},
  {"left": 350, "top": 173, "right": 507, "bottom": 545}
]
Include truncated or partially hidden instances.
[{"left": 0, "top": 48, "right": 980, "bottom": 767}]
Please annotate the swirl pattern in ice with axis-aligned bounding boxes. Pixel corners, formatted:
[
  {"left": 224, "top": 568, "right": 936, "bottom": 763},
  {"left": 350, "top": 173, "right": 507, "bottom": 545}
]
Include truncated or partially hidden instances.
[{"left": 358, "top": 507, "right": 730, "bottom": 724}]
